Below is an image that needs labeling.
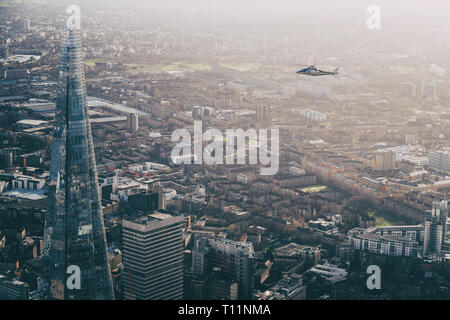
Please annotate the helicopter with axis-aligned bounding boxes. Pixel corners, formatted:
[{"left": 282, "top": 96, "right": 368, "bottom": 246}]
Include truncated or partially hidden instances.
[{"left": 296, "top": 65, "right": 339, "bottom": 76}]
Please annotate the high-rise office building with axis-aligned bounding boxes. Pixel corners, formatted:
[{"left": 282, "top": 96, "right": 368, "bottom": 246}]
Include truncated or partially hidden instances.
[
  {"left": 128, "top": 113, "right": 138, "bottom": 132},
  {"left": 428, "top": 150, "right": 450, "bottom": 174},
  {"left": 423, "top": 201, "right": 448, "bottom": 257},
  {"left": 43, "top": 28, "right": 114, "bottom": 300},
  {"left": 421, "top": 82, "right": 437, "bottom": 99},
  {"left": 192, "top": 236, "right": 255, "bottom": 299},
  {"left": 122, "top": 212, "right": 184, "bottom": 300},
  {"left": 373, "top": 151, "right": 396, "bottom": 171},
  {"left": 192, "top": 106, "right": 203, "bottom": 120},
  {"left": 256, "top": 105, "right": 271, "bottom": 122},
  {"left": 401, "top": 82, "right": 417, "bottom": 98},
  {"left": 128, "top": 185, "right": 166, "bottom": 212},
  {"left": 0, "top": 275, "right": 29, "bottom": 300}
]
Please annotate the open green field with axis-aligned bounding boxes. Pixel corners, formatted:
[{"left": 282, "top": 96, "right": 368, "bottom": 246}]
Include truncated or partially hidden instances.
[
  {"left": 368, "top": 209, "right": 392, "bottom": 226},
  {"left": 298, "top": 185, "right": 328, "bottom": 193},
  {"left": 86, "top": 60, "right": 212, "bottom": 73},
  {"left": 128, "top": 62, "right": 211, "bottom": 72},
  {"left": 84, "top": 60, "right": 292, "bottom": 74},
  {"left": 83, "top": 58, "right": 301, "bottom": 75},
  {"left": 219, "top": 63, "right": 288, "bottom": 72},
  {"left": 160, "top": 62, "right": 211, "bottom": 72},
  {"left": 219, "top": 63, "right": 263, "bottom": 72}
]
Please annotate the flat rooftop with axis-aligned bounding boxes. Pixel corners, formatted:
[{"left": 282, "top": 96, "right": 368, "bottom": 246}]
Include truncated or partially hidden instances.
[{"left": 122, "top": 210, "right": 185, "bottom": 232}]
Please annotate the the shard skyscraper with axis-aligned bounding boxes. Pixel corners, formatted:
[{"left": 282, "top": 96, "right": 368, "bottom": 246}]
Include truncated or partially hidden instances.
[{"left": 43, "top": 27, "right": 114, "bottom": 300}]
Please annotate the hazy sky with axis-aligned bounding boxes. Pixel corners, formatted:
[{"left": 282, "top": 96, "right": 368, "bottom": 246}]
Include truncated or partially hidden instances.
[
  {"left": 47, "top": 0, "right": 450, "bottom": 32},
  {"left": 44, "top": 0, "right": 450, "bottom": 57},
  {"left": 48, "top": 0, "right": 450, "bottom": 18}
]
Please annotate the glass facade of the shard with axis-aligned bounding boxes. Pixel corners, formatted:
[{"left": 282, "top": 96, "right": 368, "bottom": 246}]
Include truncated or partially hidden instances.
[{"left": 43, "top": 28, "right": 114, "bottom": 300}]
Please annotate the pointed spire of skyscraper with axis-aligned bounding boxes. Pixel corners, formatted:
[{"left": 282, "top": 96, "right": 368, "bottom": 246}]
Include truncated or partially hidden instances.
[{"left": 43, "top": 27, "right": 114, "bottom": 300}]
